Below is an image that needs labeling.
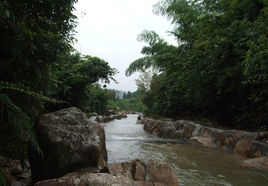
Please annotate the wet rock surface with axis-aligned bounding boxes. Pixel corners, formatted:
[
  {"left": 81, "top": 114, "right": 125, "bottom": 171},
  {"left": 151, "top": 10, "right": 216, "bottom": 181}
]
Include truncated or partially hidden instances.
[
  {"left": 249, "top": 140, "right": 268, "bottom": 157},
  {"left": 95, "top": 112, "right": 128, "bottom": 123},
  {"left": 34, "top": 159, "right": 178, "bottom": 186},
  {"left": 235, "top": 134, "right": 258, "bottom": 157},
  {"left": 190, "top": 136, "right": 215, "bottom": 148},
  {"left": 29, "top": 107, "right": 107, "bottom": 182},
  {"left": 109, "top": 159, "right": 178, "bottom": 185},
  {"left": 241, "top": 157, "right": 268, "bottom": 171},
  {"left": 140, "top": 118, "right": 267, "bottom": 159}
]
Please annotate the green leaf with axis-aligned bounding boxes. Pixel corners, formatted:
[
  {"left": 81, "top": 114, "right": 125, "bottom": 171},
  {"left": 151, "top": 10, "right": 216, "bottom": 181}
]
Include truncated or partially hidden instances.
[{"left": 4, "top": 9, "right": 10, "bottom": 18}]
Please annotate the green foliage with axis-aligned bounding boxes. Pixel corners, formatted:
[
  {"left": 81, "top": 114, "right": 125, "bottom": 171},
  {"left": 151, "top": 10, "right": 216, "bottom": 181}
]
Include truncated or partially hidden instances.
[
  {"left": 0, "top": 169, "right": 7, "bottom": 186},
  {"left": 0, "top": 81, "right": 67, "bottom": 105},
  {"left": 0, "top": 0, "right": 79, "bottom": 165},
  {"left": 50, "top": 52, "right": 116, "bottom": 114},
  {"left": 128, "top": 0, "right": 267, "bottom": 131},
  {"left": 85, "top": 85, "right": 110, "bottom": 115},
  {"left": 125, "top": 29, "right": 169, "bottom": 76},
  {"left": 0, "top": 81, "right": 64, "bottom": 160},
  {"left": 0, "top": 93, "right": 42, "bottom": 161},
  {"left": 0, "top": 0, "right": 116, "bottom": 176},
  {"left": 0, "top": 0, "right": 77, "bottom": 92},
  {"left": 108, "top": 90, "right": 143, "bottom": 112},
  {"left": 125, "top": 57, "right": 154, "bottom": 76}
]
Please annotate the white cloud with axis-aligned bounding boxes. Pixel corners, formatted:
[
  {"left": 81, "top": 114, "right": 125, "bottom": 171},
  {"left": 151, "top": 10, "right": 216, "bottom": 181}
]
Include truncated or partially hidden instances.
[{"left": 73, "top": 0, "right": 176, "bottom": 92}]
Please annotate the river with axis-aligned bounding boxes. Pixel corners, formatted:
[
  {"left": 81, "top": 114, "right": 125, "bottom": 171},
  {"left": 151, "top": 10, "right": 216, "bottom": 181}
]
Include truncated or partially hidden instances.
[{"left": 102, "top": 114, "right": 268, "bottom": 186}]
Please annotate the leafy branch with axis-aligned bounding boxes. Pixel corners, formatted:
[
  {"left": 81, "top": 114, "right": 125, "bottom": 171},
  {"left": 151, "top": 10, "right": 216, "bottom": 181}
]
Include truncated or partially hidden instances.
[{"left": 0, "top": 81, "right": 69, "bottom": 105}]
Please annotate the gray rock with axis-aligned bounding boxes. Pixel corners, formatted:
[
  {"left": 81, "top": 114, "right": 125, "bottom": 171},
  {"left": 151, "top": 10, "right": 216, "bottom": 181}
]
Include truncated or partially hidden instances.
[
  {"left": 158, "top": 122, "right": 176, "bottom": 138},
  {"left": 96, "top": 113, "right": 128, "bottom": 123},
  {"left": 142, "top": 118, "right": 268, "bottom": 157},
  {"left": 29, "top": 107, "right": 107, "bottom": 182}
]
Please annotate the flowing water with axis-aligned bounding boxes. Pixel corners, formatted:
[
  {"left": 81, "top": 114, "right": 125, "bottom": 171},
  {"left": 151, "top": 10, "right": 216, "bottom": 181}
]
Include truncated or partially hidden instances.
[{"left": 102, "top": 114, "right": 268, "bottom": 186}]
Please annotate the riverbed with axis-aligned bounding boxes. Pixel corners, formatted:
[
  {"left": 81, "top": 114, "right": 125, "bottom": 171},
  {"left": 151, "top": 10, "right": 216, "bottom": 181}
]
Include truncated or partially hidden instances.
[{"left": 102, "top": 114, "right": 268, "bottom": 186}]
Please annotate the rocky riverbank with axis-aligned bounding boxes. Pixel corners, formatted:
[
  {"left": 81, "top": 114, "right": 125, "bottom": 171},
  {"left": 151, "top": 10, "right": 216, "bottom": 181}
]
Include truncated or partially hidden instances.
[
  {"left": 93, "top": 110, "right": 141, "bottom": 123},
  {"left": 35, "top": 159, "right": 178, "bottom": 186},
  {"left": 2, "top": 107, "right": 178, "bottom": 185},
  {"left": 138, "top": 117, "right": 268, "bottom": 171},
  {"left": 95, "top": 112, "right": 127, "bottom": 123}
]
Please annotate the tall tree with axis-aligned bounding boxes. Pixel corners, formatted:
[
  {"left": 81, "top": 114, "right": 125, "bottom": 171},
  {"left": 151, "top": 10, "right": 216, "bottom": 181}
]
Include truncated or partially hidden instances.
[
  {"left": 0, "top": 0, "right": 78, "bottom": 167},
  {"left": 0, "top": 0, "right": 77, "bottom": 92},
  {"left": 127, "top": 0, "right": 267, "bottom": 131},
  {"left": 51, "top": 52, "right": 116, "bottom": 113}
]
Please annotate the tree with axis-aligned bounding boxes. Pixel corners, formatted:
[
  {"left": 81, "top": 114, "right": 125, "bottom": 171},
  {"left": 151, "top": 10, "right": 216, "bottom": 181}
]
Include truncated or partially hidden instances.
[
  {"left": 50, "top": 52, "right": 116, "bottom": 113},
  {"left": 127, "top": 0, "right": 267, "bottom": 131},
  {"left": 107, "top": 90, "right": 143, "bottom": 112},
  {"left": 0, "top": 0, "right": 78, "bottom": 162},
  {"left": 0, "top": 1, "right": 117, "bottom": 183},
  {"left": 0, "top": 0, "right": 77, "bottom": 92}
]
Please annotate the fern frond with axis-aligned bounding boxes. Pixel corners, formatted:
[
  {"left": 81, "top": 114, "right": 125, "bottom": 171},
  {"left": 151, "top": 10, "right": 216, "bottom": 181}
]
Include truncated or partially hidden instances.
[
  {"left": 0, "top": 81, "right": 67, "bottom": 105},
  {"left": 0, "top": 94, "right": 43, "bottom": 158},
  {"left": 137, "top": 30, "right": 162, "bottom": 46},
  {"left": 0, "top": 94, "right": 30, "bottom": 122}
]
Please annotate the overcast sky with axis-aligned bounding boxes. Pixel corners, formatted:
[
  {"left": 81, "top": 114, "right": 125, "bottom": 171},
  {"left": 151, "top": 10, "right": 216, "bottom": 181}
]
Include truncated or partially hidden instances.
[{"left": 73, "top": 0, "right": 175, "bottom": 92}]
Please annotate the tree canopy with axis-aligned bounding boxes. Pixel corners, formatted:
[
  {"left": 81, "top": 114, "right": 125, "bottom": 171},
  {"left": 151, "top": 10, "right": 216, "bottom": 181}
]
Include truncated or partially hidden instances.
[
  {"left": 0, "top": 0, "right": 116, "bottom": 168},
  {"left": 127, "top": 0, "right": 268, "bottom": 131}
]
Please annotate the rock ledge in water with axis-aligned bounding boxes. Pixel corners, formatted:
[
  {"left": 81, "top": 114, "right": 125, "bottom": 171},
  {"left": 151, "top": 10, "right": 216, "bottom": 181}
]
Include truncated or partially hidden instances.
[
  {"left": 141, "top": 118, "right": 268, "bottom": 158},
  {"left": 241, "top": 156, "right": 268, "bottom": 171},
  {"left": 96, "top": 113, "right": 127, "bottom": 123}
]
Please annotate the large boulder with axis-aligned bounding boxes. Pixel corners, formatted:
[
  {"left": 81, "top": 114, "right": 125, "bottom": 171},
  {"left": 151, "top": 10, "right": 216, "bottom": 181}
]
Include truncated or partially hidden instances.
[
  {"left": 34, "top": 159, "right": 179, "bottom": 186},
  {"left": 29, "top": 107, "right": 107, "bottom": 182}
]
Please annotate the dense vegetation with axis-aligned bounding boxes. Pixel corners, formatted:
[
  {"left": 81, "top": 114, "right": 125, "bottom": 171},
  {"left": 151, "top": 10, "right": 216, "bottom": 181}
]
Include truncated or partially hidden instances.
[
  {"left": 107, "top": 90, "right": 143, "bottom": 112},
  {"left": 0, "top": 0, "right": 115, "bottom": 170},
  {"left": 49, "top": 52, "right": 115, "bottom": 114},
  {"left": 1, "top": 1, "right": 267, "bottom": 183},
  {"left": 126, "top": 0, "right": 267, "bottom": 131}
]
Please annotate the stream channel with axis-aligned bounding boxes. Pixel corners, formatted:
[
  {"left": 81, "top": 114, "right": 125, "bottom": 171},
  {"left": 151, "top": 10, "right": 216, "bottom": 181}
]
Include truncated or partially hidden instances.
[{"left": 101, "top": 114, "right": 268, "bottom": 186}]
